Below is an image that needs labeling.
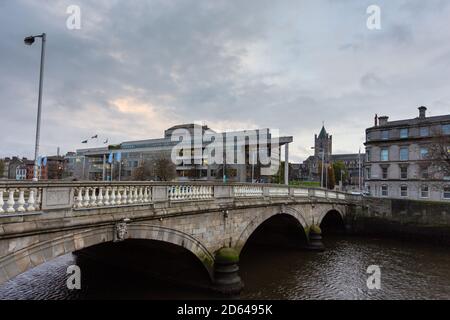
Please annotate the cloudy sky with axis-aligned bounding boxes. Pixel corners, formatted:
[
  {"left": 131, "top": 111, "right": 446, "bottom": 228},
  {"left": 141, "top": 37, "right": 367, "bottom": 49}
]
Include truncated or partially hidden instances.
[{"left": 1, "top": 0, "right": 450, "bottom": 162}]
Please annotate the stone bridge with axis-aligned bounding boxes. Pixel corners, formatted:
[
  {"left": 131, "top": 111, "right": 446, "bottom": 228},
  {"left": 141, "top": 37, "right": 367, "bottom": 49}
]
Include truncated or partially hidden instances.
[{"left": 0, "top": 181, "right": 362, "bottom": 293}]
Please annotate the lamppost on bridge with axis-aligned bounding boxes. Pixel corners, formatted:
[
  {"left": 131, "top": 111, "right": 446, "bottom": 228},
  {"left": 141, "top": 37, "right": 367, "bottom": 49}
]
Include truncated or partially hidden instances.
[{"left": 24, "top": 33, "right": 46, "bottom": 181}]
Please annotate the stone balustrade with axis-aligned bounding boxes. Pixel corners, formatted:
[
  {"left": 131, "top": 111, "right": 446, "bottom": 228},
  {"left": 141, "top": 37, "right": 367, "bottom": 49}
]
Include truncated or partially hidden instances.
[
  {"left": 0, "top": 187, "right": 42, "bottom": 214},
  {"left": 0, "top": 181, "right": 350, "bottom": 216},
  {"left": 292, "top": 188, "right": 309, "bottom": 197},
  {"left": 168, "top": 185, "right": 213, "bottom": 201},
  {"left": 267, "top": 187, "right": 289, "bottom": 197},
  {"left": 73, "top": 185, "right": 152, "bottom": 209},
  {"left": 233, "top": 186, "right": 263, "bottom": 198},
  {"left": 314, "top": 190, "right": 327, "bottom": 198}
]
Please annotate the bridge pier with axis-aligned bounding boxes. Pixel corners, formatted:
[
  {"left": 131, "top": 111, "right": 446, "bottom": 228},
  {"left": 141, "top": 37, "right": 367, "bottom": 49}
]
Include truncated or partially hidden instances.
[
  {"left": 212, "top": 248, "right": 244, "bottom": 295},
  {"left": 306, "top": 225, "right": 325, "bottom": 251}
]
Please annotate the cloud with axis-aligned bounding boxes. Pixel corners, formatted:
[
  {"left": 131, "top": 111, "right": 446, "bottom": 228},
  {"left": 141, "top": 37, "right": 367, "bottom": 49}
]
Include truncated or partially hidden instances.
[{"left": 1, "top": 0, "right": 450, "bottom": 163}]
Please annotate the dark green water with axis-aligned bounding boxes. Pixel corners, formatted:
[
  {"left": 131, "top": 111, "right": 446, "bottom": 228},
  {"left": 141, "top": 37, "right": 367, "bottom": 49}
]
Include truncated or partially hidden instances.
[{"left": 0, "top": 236, "right": 449, "bottom": 300}]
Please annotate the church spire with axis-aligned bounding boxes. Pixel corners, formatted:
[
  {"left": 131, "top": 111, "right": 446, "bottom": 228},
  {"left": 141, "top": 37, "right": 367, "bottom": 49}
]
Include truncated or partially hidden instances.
[{"left": 318, "top": 124, "right": 327, "bottom": 139}]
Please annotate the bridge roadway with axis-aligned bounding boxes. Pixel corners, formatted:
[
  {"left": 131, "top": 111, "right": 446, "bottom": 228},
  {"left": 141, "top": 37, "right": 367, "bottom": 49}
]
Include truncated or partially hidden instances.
[{"left": 0, "top": 181, "right": 362, "bottom": 293}]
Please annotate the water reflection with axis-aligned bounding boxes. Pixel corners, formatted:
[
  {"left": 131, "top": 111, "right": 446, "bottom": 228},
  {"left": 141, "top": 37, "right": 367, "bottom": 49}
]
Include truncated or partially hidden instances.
[{"left": 0, "top": 236, "right": 449, "bottom": 300}]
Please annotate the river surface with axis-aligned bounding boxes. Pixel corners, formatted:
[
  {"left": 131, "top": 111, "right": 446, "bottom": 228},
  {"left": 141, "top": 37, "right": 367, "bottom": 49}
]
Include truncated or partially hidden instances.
[{"left": 0, "top": 236, "right": 449, "bottom": 300}]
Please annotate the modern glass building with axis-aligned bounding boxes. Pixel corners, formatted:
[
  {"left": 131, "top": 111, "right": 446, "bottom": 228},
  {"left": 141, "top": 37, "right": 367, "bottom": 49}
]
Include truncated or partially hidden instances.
[{"left": 65, "top": 123, "right": 293, "bottom": 183}]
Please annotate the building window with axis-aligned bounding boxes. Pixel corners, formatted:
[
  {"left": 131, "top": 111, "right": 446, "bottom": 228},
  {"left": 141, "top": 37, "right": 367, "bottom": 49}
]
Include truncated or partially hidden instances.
[
  {"left": 381, "top": 130, "right": 389, "bottom": 140},
  {"left": 381, "top": 148, "right": 389, "bottom": 161},
  {"left": 382, "top": 167, "right": 388, "bottom": 179},
  {"left": 421, "top": 167, "right": 429, "bottom": 179},
  {"left": 400, "top": 128, "right": 408, "bottom": 139},
  {"left": 381, "top": 185, "right": 388, "bottom": 197},
  {"left": 366, "top": 149, "right": 371, "bottom": 162},
  {"left": 420, "top": 147, "right": 429, "bottom": 160},
  {"left": 399, "top": 147, "right": 409, "bottom": 161},
  {"left": 400, "top": 166, "right": 408, "bottom": 179},
  {"left": 366, "top": 167, "right": 371, "bottom": 179},
  {"left": 443, "top": 124, "right": 450, "bottom": 135},
  {"left": 400, "top": 185, "right": 408, "bottom": 197},
  {"left": 443, "top": 186, "right": 450, "bottom": 199},
  {"left": 420, "top": 127, "right": 429, "bottom": 137},
  {"left": 420, "top": 185, "right": 429, "bottom": 198}
]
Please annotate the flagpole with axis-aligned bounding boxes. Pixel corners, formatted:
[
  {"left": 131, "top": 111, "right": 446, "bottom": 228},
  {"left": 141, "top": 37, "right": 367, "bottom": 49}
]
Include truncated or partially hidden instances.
[
  {"left": 102, "top": 154, "right": 106, "bottom": 181},
  {"left": 111, "top": 160, "right": 114, "bottom": 181}
]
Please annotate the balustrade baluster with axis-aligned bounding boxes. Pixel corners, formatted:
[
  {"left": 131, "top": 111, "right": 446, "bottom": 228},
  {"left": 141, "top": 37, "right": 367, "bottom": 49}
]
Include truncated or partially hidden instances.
[
  {"left": 176, "top": 186, "right": 181, "bottom": 200},
  {"left": 173, "top": 186, "right": 178, "bottom": 200},
  {"left": 7, "top": 189, "right": 15, "bottom": 213},
  {"left": 122, "top": 187, "right": 128, "bottom": 204},
  {"left": 97, "top": 188, "right": 104, "bottom": 206},
  {"left": 75, "top": 188, "right": 83, "bottom": 208},
  {"left": 116, "top": 188, "right": 122, "bottom": 205},
  {"left": 143, "top": 187, "right": 149, "bottom": 203},
  {"left": 128, "top": 187, "right": 134, "bottom": 204},
  {"left": 17, "top": 190, "right": 26, "bottom": 212},
  {"left": 201, "top": 186, "right": 206, "bottom": 199},
  {"left": 104, "top": 188, "right": 110, "bottom": 205},
  {"left": 83, "top": 188, "right": 91, "bottom": 207},
  {"left": 110, "top": 188, "right": 116, "bottom": 205},
  {"left": 90, "top": 187, "right": 97, "bottom": 207},
  {"left": 138, "top": 187, "right": 144, "bottom": 203},
  {"left": 134, "top": 187, "right": 139, "bottom": 203},
  {"left": 179, "top": 186, "right": 184, "bottom": 200}
]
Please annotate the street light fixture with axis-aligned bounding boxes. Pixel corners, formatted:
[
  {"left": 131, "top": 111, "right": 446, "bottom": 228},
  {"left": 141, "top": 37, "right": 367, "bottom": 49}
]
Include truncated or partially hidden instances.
[{"left": 24, "top": 33, "right": 46, "bottom": 181}]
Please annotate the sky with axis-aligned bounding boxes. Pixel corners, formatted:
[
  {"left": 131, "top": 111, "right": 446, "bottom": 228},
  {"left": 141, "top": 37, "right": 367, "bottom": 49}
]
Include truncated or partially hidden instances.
[{"left": 1, "top": 0, "right": 450, "bottom": 162}]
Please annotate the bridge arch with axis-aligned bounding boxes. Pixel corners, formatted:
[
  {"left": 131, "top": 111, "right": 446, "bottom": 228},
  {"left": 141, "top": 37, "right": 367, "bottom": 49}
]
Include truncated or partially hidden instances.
[
  {"left": 317, "top": 206, "right": 345, "bottom": 226},
  {"left": 235, "top": 206, "right": 309, "bottom": 254},
  {"left": 0, "top": 223, "right": 214, "bottom": 286},
  {"left": 317, "top": 207, "right": 346, "bottom": 235}
]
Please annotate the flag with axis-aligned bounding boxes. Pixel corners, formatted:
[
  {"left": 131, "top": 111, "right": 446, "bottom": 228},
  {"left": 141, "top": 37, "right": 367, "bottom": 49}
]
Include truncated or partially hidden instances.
[
  {"left": 81, "top": 140, "right": 88, "bottom": 144},
  {"left": 91, "top": 134, "right": 98, "bottom": 139},
  {"left": 42, "top": 157, "right": 47, "bottom": 167},
  {"left": 108, "top": 152, "right": 113, "bottom": 164},
  {"left": 116, "top": 152, "right": 122, "bottom": 162},
  {"left": 37, "top": 157, "right": 42, "bottom": 167}
]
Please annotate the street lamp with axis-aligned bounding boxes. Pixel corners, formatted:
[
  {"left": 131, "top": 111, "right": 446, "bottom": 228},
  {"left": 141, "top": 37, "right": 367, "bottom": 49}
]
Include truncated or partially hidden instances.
[
  {"left": 311, "top": 146, "right": 325, "bottom": 188},
  {"left": 24, "top": 33, "right": 46, "bottom": 181}
]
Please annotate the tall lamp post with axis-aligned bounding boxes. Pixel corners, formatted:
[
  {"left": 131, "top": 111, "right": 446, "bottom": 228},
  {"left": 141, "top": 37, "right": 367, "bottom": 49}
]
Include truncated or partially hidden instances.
[
  {"left": 311, "top": 146, "right": 325, "bottom": 189},
  {"left": 24, "top": 33, "right": 46, "bottom": 181}
]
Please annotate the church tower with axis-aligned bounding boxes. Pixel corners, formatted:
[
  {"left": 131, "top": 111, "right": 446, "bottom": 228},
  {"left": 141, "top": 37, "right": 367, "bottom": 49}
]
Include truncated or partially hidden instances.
[{"left": 314, "top": 125, "right": 332, "bottom": 160}]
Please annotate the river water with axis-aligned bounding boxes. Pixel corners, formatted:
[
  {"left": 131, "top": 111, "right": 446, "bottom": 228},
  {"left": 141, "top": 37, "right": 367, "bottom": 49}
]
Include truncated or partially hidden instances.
[{"left": 0, "top": 236, "right": 449, "bottom": 300}]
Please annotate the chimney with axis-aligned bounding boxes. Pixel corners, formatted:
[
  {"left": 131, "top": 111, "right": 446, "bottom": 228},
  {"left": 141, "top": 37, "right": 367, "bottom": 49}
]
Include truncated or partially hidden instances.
[
  {"left": 378, "top": 116, "right": 389, "bottom": 126},
  {"left": 374, "top": 114, "right": 378, "bottom": 126},
  {"left": 418, "top": 106, "right": 427, "bottom": 119}
]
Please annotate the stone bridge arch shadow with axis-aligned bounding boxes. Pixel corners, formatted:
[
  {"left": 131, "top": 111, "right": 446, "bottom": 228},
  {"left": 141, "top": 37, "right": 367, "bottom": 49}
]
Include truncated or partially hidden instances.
[
  {"left": 235, "top": 207, "right": 310, "bottom": 256},
  {"left": 318, "top": 208, "right": 346, "bottom": 236},
  {"left": 0, "top": 223, "right": 215, "bottom": 287}
]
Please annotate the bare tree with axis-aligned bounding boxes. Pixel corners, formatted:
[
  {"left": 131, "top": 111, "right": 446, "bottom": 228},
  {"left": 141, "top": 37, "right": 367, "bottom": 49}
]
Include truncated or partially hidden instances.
[
  {"left": 154, "top": 156, "right": 176, "bottom": 181},
  {"left": 427, "top": 131, "right": 450, "bottom": 178},
  {"left": 0, "top": 160, "right": 4, "bottom": 178},
  {"left": 132, "top": 155, "right": 176, "bottom": 181}
]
